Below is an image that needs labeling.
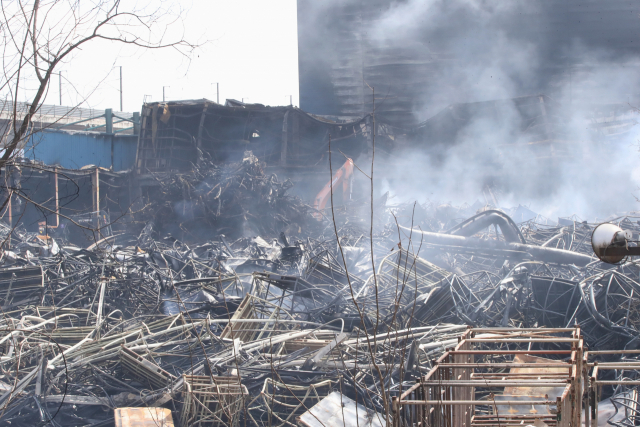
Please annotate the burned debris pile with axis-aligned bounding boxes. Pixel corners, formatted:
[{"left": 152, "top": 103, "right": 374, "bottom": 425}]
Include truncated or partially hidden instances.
[
  {"left": 2, "top": 176, "right": 640, "bottom": 425},
  {"left": 138, "top": 151, "right": 314, "bottom": 240}
]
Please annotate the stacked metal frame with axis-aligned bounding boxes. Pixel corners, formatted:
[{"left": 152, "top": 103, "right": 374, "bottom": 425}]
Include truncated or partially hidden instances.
[
  {"left": 585, "top": 349, "right": 640, "bottom": 426},
  {"left": 392, "top": 327, "right": 584, "bottom": 427},
  {"left": 180, "top": 375, "right": 248, "bottom": 427},
  {"left": 119, "top": 345, "right": 176, "bottom": 390},
  {"left": 219, "top": 294, "right": 297, "bottom": 346}
]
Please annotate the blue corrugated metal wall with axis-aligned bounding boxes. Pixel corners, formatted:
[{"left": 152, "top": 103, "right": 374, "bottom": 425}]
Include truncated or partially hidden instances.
[{"left": 25, "top": 130, "right": 137, "bottom": 171}]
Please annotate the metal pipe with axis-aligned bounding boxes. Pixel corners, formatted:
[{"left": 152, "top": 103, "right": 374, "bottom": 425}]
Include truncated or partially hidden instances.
[
  {"left": 451, "top": 350, "right": 573, "bottom": 354},
  {"left": 588, "top": 365, "right": 640, "bottom": 369},
  {"left": 542, "top": 229, "right": 566, "bottom": 247},
  {"left": 400, "top": 225, "right": 594, "bottom": 266},
  {"left": 435, "top": 363, "right": 571, "bottom": 368},
  {"left": 593, "top": 381, "right": 640, "bottom": 385},
  {"left": 471, "top": 327, "right": 577, "bottom": 332},
  {"left": 446, "top": 209, "right": 526, "bottom": 244},
  {"left": 58, "top": 114, "right": 105, "bottom": 128},
  {"left": 419, "top": 381, "right": 567, "bottom": 387},
  {"left": 464, "top": 338, "right": 578, "bottom": 343},
  {"left": 397, "top": 400, "right": 557, "bottom": 406}
]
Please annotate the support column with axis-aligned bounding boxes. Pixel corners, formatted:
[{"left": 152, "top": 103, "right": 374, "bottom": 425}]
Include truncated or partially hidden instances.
[
  {"left": 196, "top": 103, "right": 209, "bottom": 167},
  {"left": 106, "top": 108, "right": 114, "bottom": 170},
  {"left": 132, "top": 111, "right": 140, "bottom": 135},
  {"left": 292, "top": 110, "right": 299, "bottom": 160},
  {"left": 54, "top": 168, "right": 59, "bottom": 227},
  {"left": 280, "top": 110, "right": 290, "bottom": 166},
  {"left": 105, "top": 108, "right": 113, "bottom": 134},
  {"left": 92, "top": 168, "right": 100, "bottom": 229}
]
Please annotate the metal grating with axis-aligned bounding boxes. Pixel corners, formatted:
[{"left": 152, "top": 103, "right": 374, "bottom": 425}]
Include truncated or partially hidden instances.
[
  {"left": 119, "top": 345, "right": 176, "bottom": 390},
  {"left": 0, "top": 265, "right": 44, "bottom": 304}
]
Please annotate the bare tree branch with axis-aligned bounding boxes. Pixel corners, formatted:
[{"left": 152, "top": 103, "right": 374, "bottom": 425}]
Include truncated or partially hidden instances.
[{"left": 0, "top": 0, "right": 201, "bottom": 168}]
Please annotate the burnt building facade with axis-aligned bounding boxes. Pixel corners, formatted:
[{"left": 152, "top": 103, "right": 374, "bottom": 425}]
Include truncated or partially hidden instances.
[
  {"left": 134, "top": 99, "right": 374, "bottom": 172},
  {"left": 132, "top": 99, "right": 400, "bottom": 208}
]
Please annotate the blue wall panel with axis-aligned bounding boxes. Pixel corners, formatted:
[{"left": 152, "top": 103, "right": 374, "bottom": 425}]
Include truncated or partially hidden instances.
[{"left": 25, "top": 130, "right": 137, "bottom": 171}]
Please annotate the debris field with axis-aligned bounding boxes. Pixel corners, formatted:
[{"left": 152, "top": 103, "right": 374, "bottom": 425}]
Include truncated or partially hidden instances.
[{"left": 1, "top": 155, "right": 640, "bottom": 426}]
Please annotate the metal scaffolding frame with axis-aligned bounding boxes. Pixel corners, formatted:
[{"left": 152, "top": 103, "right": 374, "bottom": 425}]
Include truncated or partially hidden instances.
[{"left": 392, "top": 327, "right": 584, "bottom": 427}]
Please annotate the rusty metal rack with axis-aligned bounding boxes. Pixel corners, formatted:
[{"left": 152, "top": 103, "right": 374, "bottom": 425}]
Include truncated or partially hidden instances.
[
  {"left": 180, "top": 375, "right": 248, "bottom": 427},
  {"left": 119, "top": 345, "right": 176, "bottom": 390},
  {"left": 584, "top": 349, "right": 640, "bottom": 426},
  {"left": 392, "top": 327, "right": 584, "bottom": 427}
]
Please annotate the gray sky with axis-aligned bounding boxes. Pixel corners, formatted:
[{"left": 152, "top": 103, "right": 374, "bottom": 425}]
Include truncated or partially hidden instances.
[{"left": 42, "top": 1, "right": 298, "bottom": 113}]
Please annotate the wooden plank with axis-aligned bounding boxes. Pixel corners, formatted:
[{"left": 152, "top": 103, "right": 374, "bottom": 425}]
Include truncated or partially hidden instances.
[{"left": 114, "top": 407, "right": 174, "bottom": 427}]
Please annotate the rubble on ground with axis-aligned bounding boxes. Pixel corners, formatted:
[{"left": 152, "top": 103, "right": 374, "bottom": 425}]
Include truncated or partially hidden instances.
[
  {"left": 137, "top": 151, "right": 315, "bottom": 240},
  {"left": 1, "top": 163, "right": 640, "bottom": 426}
]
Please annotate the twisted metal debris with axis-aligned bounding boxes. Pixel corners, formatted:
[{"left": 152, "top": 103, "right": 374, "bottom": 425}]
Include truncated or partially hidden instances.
[{"left": 2, "top": 162, "right": 640, "bottom": 425}]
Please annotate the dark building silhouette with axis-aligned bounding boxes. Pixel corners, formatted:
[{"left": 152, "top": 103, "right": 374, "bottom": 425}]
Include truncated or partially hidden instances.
[{"left": 297, "top": 0, "right": 640, "bottom": 128}]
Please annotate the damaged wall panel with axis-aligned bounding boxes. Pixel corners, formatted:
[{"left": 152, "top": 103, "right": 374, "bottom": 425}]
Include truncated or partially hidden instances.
[{"left": 134, "top": 99, "right": 376, "bottom": 174}]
